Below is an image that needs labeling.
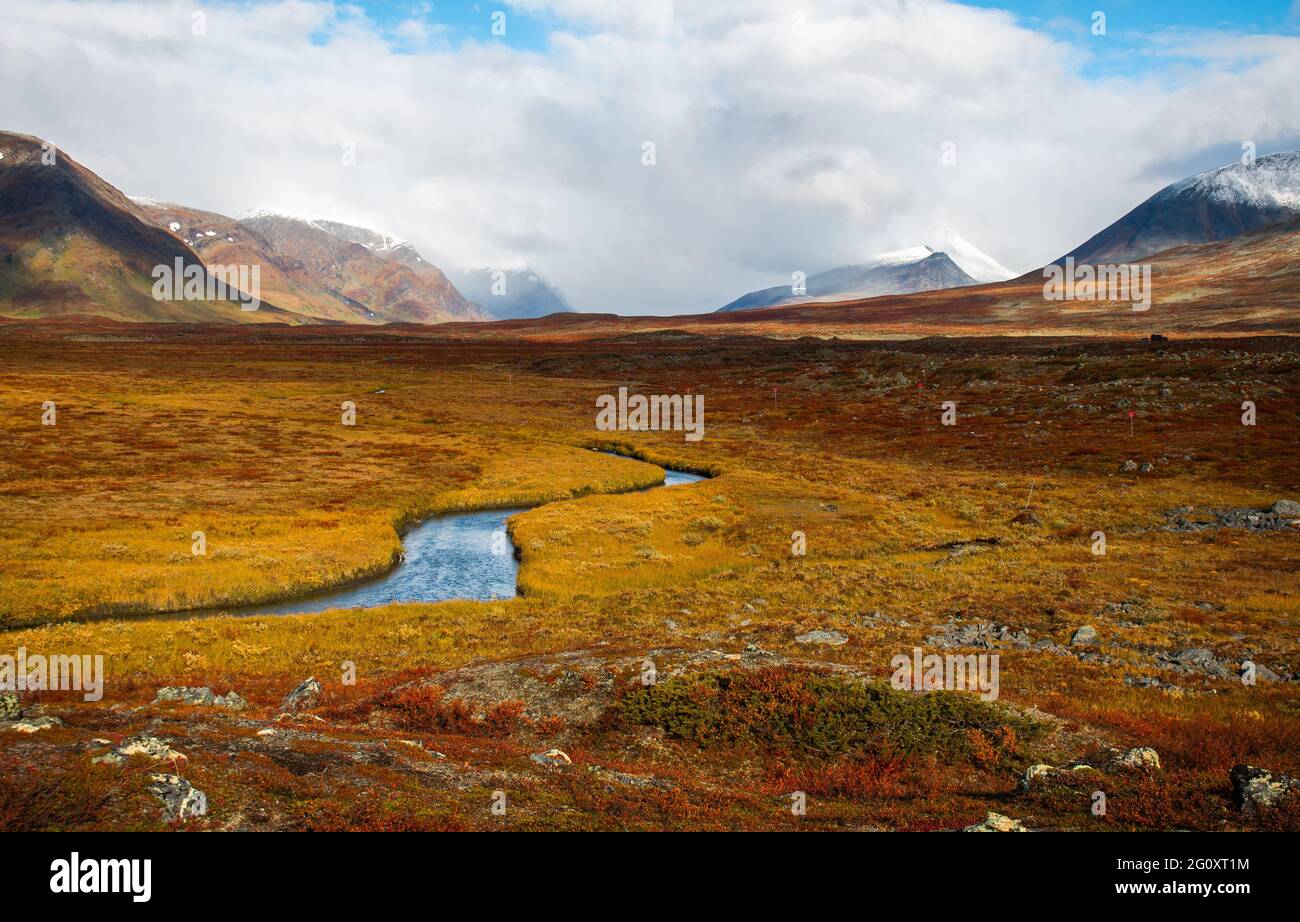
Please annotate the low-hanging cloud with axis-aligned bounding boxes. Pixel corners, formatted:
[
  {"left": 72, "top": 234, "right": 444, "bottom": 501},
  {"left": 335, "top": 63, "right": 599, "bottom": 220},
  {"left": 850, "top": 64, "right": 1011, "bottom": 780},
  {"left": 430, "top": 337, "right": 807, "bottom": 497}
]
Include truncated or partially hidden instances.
[{"left": 1, "top": 0, "right": 1297, "bottom": 314}]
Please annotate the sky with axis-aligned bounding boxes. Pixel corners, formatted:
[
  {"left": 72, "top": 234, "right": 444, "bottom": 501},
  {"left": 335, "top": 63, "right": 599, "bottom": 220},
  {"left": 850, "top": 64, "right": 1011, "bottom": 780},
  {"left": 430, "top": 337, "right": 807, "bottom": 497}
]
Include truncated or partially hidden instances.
[{"left": 1, "top": 0, "right": 1298, "bottom": 314}]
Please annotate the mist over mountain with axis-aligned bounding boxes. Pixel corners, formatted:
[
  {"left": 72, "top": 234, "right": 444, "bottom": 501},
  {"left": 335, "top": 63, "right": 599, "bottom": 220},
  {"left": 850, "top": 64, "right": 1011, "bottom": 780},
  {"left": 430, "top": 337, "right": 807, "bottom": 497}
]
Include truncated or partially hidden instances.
[{"left": 454, "top": 264, "right": 573, "bottom": 320}]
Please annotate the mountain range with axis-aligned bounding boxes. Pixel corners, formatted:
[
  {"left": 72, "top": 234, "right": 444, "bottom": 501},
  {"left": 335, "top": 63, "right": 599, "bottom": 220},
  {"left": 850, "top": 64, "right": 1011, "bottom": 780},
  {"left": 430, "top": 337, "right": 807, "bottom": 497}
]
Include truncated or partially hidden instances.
[
  {"left": 716, "top": 230, "right": 1014, "bottom": 313},
  {"left": 716, "top": 154, "right": 1300, "bottom": 314},
  {"left": 1, "top": 128, "right": 1298, "bottom": 329},
  {"left": 0, "top": 129, "right": 574, "bottom": 325}
]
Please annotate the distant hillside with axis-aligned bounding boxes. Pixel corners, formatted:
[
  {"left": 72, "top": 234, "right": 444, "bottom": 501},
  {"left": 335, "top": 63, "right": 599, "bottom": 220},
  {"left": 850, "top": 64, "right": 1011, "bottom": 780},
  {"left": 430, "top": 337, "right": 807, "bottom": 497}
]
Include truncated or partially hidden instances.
[
  {"left": 718, "top": 247, "right": 977, "bottom": 313},
  {"left": 234, "top": 211, "right": 487, "bottom": 324},
  {"left": 0, "top": 131, "right": 295, "bottom": 323}
]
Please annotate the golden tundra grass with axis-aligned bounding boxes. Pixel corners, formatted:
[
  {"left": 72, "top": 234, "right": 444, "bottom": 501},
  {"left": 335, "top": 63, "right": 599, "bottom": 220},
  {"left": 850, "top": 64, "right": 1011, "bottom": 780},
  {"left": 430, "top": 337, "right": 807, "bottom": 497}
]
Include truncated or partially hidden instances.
[{"left": 0, "top": 331, "right": 1297, "bottom": 830}]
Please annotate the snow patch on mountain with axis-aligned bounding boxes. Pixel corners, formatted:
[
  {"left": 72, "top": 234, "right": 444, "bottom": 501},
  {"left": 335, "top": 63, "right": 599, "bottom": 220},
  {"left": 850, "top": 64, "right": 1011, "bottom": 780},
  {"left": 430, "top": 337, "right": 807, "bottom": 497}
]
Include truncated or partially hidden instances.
[{"left": 1166, "top": 151, "right": 1300, "bottom": 210}]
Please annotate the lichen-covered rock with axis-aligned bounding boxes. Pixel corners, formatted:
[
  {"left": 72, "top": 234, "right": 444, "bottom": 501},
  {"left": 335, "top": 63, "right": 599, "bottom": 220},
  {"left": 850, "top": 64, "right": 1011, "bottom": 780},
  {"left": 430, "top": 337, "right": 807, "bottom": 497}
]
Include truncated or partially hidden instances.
[
  {"left": 147, "top": 773, "right": 207, "bottom": 821},
  {"left": 217, "top": 691, "right": 247, "bottom": 711},
  {"left": 155, "top": 687, "right": 249, "bottom": 710},
  {"left": 10, "top": 716, "right": 62, "bottom": 733},
  {"left": 794, "top": 630, "right": 848, "bottom": 646},
  {"left": 281, "top": 677, "right": 322, "bottom": 711},
  {"left": 1230, "top": 764, "right": 1300, "bottom": 813},
  {"left": 0, "top": 694, "right": 21, "bottom": 721},
  {"left": 93, "top": 735, "right": 186, "bottom": 767},
  {"left": 154, "top": 686, "right": 216, "bottom": 706},
  {"left": 963, "top": 812, "right": 1028, "bottom": 832},
  {"left": 1109, "top": 747, "right": 1161, "bottom": 772}
]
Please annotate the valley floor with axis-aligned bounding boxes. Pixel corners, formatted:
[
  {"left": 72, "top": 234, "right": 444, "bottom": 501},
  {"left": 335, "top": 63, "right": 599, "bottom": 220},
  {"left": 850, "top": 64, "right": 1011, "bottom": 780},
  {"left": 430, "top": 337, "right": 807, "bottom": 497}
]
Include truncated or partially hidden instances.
[{"left": 0, "top": 327, "right": 1297, "bottom": 831}]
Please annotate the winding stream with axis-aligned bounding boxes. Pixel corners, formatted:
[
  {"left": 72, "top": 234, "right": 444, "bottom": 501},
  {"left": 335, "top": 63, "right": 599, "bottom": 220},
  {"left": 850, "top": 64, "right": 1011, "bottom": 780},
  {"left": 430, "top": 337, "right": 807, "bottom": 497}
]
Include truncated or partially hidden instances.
[{"left": 187, "top": 460, "right": 706, "bottom": 619}]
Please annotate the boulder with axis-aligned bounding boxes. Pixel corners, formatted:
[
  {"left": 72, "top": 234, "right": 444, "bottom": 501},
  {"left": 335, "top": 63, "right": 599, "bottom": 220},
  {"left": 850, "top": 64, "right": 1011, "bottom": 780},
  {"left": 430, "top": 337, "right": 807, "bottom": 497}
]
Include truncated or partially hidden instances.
[
  {"left": 281, "top": 677, "right": 322, "bottom": 712},
  {"left": 1230, "top": 764, "right": 1300, "bottom": 813},
  {"left": 1108, "top": 747, "right": 1161, "bottom": 772},
  {"left": 794, "top": 630, "right": 848, "bottom": 646},
  {"left": 963, "top": 812, "right": 1028, "bottom": 832},
  {"left": 10, "top": 716, "right": 62, "bottom": 733},
  {"left": 93, "top": 735, "right": 186, "bottom": 767},
  {"left": 1118, "top": 460, "right": 1139, "bottom": 473},
  {"left": 154, "top": 686, "right": 216, "bottom": 706},
  {"left": 147, "top": 773, "right": 207, "bottom": 821},
  {"left": 217, "top": 691, "right": 248, "bottom": 711},
  {"left": 1268, "top": 499, "right": 1300, "bottom": 517},
  {"left": 155, "top": 686, "right": 248, "bottom": 710},
  {"left": 1070, "top": 625, "right": 1099, "bottom": 647}
]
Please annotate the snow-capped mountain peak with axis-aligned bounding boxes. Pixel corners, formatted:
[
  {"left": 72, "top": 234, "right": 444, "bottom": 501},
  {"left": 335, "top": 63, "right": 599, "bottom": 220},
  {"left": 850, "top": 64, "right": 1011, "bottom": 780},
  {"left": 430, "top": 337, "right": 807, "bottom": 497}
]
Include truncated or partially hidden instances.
[{"left": 1166, "top": 151, "right": 1300, "bottom": 211}]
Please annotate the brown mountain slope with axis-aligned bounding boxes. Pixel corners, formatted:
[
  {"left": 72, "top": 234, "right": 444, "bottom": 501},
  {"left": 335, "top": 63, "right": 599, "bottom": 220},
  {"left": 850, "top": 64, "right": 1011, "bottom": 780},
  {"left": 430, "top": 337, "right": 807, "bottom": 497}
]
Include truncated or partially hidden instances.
[
  {"left": 0, "top": 131, "right": 300, "bottom": 324},
  {"left": 236, "top": 211, "right": 488, "bottom": 324},
  {"left": 130, "top": 201, "right": 372, "bottom": 323}
]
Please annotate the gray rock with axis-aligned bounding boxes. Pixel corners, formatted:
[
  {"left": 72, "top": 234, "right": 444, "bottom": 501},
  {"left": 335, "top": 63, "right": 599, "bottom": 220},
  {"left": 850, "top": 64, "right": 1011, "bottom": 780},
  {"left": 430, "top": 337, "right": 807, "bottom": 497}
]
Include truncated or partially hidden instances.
[
  {"left": 155, "top": 685, "right": 247, "bottom": 710},
  {"left": 794, "top": 630, "right": 848, "bottom": 646},
  {"left": 1269, "top": 499, "right": 1300, "bottom": 517},
  {"left": 1118, "top": 460, "right": 1139, "bottom": 473},
  {"left": 1168, "top": 647, "right": 1230, "bottom": 676},
  {"left": 0, "top": 694, "right": 20, "bottom": 721},
  {"left": 281, "top": 677, "right": 322, "bottom": 712},
  {"left": 154, "top": 686, "right": 216, "bottom": 706},
  {"left": 216, "top": 691, "right": 247, "bottom": 711},
  {"left": 147, "top": 773, "right": 207, "bottom": 821},
  {"left": 1070, "top": 625, "right": 1099, "bottom": 647},
  {"left": 1109, "top": 747, "right": 1161, "bottom": 772},
  {"left": 1230, "top": 764, "right": 1300, "bottom": 813}
]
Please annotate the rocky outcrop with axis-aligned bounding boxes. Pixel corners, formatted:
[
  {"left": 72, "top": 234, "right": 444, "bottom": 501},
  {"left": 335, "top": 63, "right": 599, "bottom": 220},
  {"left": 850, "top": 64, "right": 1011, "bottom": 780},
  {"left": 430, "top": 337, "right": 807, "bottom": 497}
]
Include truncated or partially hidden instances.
[
  {"left": 1163, "top": 503, "right": 1300, "bottom": 533},
  {"left": 281, "top": 677, "right": 322, "bottom": 712},
  {"left": 93, "top": 735, "right": 186, "bottom": 767},
  {"left": 9, "top": 715, "right": 62, "bottom": 733},
  {"left": 794, "top": 630, "right": 848, "bottom": 646},
  {"left": 154, "top": 686, "right": 247, "bottom": 710},
  {"left": 1230, "top": 764, "right": 1300, "bottom": 813},
  {"left": 963, "top": 812, "right": 1028, "bottom": 832},
  {"left": 147, "top": 773, "right": 207, "bottom": 821}
]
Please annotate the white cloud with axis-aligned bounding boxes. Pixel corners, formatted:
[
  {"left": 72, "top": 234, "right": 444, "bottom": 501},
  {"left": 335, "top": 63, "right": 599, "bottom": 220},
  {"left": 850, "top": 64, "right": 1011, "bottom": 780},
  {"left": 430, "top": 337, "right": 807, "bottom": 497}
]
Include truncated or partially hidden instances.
[{"left": 1, "top": 0, "right": 1298, "bottom": 313}]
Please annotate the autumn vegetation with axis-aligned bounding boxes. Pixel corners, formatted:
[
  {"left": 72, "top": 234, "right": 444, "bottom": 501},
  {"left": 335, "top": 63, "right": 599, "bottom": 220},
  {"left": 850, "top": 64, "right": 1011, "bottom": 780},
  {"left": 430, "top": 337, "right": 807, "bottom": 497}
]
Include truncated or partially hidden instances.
[{"left": 0, "top": 324, "right": 1296, "bottom": 830}]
